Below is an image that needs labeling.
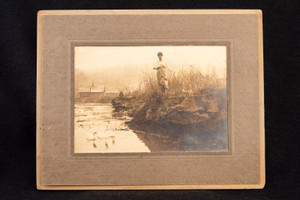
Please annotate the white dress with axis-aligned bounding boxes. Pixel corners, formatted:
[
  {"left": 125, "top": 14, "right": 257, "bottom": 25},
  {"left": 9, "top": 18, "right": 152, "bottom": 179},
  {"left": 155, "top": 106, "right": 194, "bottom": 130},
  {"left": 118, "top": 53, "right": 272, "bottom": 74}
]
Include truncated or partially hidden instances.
[{"left": 155, "top": 60, "right": 168, "bottom": 89}]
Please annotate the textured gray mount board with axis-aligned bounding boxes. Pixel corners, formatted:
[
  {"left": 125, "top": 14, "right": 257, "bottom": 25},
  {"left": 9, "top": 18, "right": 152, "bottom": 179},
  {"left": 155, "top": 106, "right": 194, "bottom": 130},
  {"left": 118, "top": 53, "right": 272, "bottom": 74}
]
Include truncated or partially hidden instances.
[{"left": 36, "top": 10, "right": 265, "bottom": 190}]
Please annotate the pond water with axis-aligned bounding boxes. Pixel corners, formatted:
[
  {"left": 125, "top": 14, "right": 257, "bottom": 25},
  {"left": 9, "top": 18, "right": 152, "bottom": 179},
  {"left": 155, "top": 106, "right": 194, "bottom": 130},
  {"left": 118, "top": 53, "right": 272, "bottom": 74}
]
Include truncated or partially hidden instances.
[
  {"left": 74, "top": 103, "right": 150, "bottom": 153},
  {"left": 74, "top": 103, "right": 228, "bottom": 153}
]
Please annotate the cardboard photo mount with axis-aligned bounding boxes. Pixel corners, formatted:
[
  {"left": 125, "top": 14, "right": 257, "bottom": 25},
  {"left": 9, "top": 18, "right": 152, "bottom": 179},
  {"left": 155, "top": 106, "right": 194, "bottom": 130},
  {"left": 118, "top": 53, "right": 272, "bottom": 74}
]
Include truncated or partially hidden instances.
[{"left": 37, "top": 10, "right": 265, "bottom": 190}]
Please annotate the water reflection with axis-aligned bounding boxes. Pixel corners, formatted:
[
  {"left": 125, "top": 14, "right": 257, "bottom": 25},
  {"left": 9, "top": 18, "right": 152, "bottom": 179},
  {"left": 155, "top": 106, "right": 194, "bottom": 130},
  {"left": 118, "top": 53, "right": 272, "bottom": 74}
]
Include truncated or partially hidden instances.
[
  {"left": 74, "top": 103, "right": 228, "bottom": 153},
  {"left": 74, "top": 103, "right": 150, "bottom": 153}
]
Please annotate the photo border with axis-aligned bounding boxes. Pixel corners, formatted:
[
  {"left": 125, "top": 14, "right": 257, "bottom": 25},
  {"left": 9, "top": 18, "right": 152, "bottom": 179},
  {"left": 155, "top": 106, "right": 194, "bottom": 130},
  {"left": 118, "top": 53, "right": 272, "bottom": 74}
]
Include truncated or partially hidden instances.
[{"left": 70, "top": 41, "right": 232, "bottom": 158}]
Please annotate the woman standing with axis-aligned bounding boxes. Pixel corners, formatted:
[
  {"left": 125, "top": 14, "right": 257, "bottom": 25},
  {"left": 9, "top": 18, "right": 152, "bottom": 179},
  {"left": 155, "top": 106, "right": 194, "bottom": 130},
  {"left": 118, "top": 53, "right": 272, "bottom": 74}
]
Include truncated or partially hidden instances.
[{"left": 153, "top": 52, "right": 169, "bottom": 93}]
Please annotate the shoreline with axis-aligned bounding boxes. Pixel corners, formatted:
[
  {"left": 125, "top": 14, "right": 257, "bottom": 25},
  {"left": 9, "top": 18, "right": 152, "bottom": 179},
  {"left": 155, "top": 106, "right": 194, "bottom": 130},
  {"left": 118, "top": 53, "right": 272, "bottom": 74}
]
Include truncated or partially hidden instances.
[{"left": 111, "top": 90, "right": 228, "bottom": 152}]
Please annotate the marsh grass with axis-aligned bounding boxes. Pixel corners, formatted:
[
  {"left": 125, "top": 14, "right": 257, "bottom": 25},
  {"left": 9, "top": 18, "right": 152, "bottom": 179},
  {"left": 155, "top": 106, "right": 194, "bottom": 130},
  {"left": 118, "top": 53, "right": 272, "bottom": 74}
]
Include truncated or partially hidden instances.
[
  {"left": 112, "top": 65, "right": 228, "bottom": 150},
  {"left": 135, "top": 66, "right": 225, "bottom": 100}
]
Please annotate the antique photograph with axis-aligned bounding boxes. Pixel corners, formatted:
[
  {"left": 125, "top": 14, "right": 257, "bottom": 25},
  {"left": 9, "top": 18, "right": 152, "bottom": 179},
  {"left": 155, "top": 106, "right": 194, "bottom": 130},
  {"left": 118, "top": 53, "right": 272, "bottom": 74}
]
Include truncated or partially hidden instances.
[
  {"left": 37, "top": 10, "right": 265, "bottom": 189},
  {"left": 74, "top": 46, "right": 228, "bottom": 153}
]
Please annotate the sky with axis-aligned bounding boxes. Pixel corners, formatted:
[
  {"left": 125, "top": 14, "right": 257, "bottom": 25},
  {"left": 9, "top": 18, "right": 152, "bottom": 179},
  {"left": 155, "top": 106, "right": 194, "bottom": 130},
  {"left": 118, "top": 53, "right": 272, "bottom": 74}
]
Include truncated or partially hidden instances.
[
  {"left": 74, "top": 46, "right": 227, "bottom": 91},
  {"left": 75, "top": 46, "right": 226, "bottom": 74}
]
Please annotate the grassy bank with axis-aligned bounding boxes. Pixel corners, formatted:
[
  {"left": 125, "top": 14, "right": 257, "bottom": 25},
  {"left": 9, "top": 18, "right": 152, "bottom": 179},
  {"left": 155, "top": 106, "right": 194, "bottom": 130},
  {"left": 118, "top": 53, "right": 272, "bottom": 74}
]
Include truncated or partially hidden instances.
[{"left": 112, "top": 66, "right": 228, "bottom": 151}]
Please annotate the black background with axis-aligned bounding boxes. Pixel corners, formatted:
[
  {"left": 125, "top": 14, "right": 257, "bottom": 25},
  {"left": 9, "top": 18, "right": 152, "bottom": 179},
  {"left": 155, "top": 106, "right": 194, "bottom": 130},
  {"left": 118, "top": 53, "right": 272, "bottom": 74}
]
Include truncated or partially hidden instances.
[{"left": 0, "top": 0, "right": 299, "bottom": 199}]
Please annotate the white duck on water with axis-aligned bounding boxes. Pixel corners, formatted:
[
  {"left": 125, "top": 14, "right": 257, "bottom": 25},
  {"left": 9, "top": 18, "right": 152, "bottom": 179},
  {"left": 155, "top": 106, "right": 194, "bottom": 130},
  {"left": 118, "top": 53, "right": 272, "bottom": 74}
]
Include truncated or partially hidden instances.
[
  {"left": 96, "top": 131, "right": 110, "bottom": 139},
  {"left": 96, "top": 126, "right": 115, "bottom": 139},
  {"left": 105, "top": 127, "right": 116, "bottom": 138},
  {"left": 86, "top": 120, "right": 116, "bottom": 140},
  {"left": 85, "top": 131, "right": 96, "bottom": 140}
]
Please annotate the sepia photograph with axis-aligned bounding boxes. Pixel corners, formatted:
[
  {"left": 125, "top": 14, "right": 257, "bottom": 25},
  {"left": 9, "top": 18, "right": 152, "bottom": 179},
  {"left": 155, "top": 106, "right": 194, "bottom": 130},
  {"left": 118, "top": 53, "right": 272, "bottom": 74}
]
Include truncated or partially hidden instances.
[
  {"left": 74, "top": 46, "right": 228, "bottom": 153},
  {"left": 36, "top": 10, "right": 265, "bottom": 189}
]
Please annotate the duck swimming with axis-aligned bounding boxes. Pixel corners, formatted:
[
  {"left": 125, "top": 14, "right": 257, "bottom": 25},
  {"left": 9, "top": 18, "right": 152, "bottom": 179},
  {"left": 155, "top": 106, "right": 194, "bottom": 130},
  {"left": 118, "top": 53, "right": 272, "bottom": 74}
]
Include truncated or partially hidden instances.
[
  {"left": 85, "top": 131, "right": 96, "bottom": 140},
  {"left": 96, "top": 131, "right": 109, "bottom": 139}
]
